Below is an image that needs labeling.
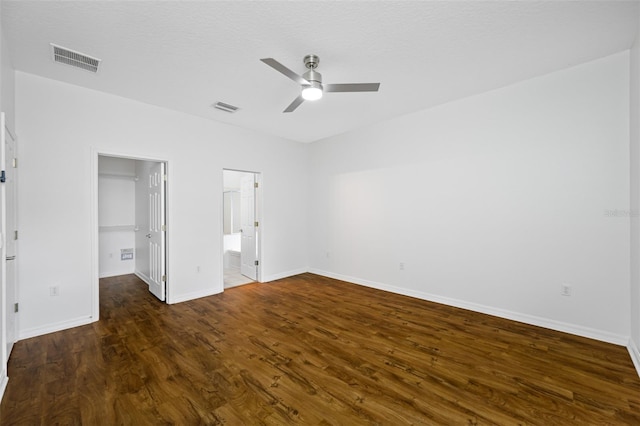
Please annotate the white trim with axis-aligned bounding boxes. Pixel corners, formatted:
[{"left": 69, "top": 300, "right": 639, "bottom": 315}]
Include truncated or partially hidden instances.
[
  {"left": 99, "top": 270, "right": 136, "bottom": 279},
  {"left": 262, "top": 267, "right": 308, "bottom": 283},
  {"left": 90, "top": 149, "right": 99, "bottom": 323},
  {"left": 18, "top": 315, "right": 95, "bottom": 340},
  {"left": 0, "top": 372, "right": 7, "bottom": 402},
  {"left": 256, "top": 173, "right": 263, "bottom": 283},
  {"left": 628, "top": 339, "right": 640, "bottom": 378},
  {"left": 308, "top": 268, "right": 629, "bottom": 346},
  {"left": 170, "top": 288, "right": 222, "bottom": 304},
  {"left": 135, "top": 270, "right": 152, "bottom": 287}
]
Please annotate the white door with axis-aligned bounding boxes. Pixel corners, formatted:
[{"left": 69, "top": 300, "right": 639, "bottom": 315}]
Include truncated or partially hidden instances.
[
  {"left": 1, "top": 113, "right": 17, "bottom": 359},
  {"left": 4, "top": 122, "right": 17, "bottom": 357},
  {"left": 240, "top": 174, "right": 257, "bottom": 280},
  {"left": 147, "top": 162, "right": 166, "bottom": 301}
]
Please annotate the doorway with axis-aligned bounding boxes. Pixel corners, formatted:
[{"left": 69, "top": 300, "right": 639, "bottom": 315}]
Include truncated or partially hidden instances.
[
  {"left": 223, "top": 169, "right": 260, "bottom": 288},
  {"left": 95, "top": 154, "right": 168, "bottom": 313}
]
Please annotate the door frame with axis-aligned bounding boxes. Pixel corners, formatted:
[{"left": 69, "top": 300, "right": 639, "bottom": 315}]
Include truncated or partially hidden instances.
[
  {"left": 222, "top": 169, "right": 262, "bottom": 286},
  {"left": 90, "top": 149, "right": 171, "bottom": 320}
]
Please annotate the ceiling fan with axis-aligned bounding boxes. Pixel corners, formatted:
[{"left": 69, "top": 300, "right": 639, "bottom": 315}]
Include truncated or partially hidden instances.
[{"left": 260, "top": 54, "right": 380, "bottom": 113}]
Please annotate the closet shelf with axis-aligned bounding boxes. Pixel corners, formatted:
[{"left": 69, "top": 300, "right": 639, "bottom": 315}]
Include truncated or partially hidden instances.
[
  {"left": 99, "top": 173, "right": 138, "bottom": 181},
  {"left": 99, "top": 225, "right": 138, "bottom": 232}
]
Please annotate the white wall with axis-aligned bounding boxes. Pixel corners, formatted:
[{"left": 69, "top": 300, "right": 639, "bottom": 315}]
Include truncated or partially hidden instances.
[
  {"left": 223, "top": 169, "right": 245, "bottom": 191},
  {"left": 629, "top": 6, "right": 640, "bottom": 373},
  {"left": 1, "top": 26, "right": 14, "bottom": 132},
  {"left": 98, "top": 156, "right": 136, "bottom": 278},
  {"left": 16, "top": 71, "right": 308, "bottom": 338},
  {"left": 223, "top": 169, "right": 249, "bottom": 235},
  {"left": 309, "top": 52, "right": 631, "bottom": 344}
]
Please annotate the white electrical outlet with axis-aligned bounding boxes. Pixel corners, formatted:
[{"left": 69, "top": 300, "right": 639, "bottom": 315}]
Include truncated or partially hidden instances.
[
  {"left": 196, "top": 265, "right": 200, "bottom": 273},
  {"left": 49, "top": 286, "right": 59, "bottom": 297},
  {"left": 326, "top": 252, "right": 331, "bottom": 258},
  {"left": 561, "top": 284, "right": 572, "bottom": 296},
  {"left": 399, "top": 262, "right": 405, "bottom": 270}
]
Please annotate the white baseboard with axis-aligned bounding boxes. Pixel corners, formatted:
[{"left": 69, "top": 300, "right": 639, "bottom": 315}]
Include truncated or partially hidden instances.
[
  {"left": 628, "top": 339, "right": 640, "bottom": 378},
  {"left": 0, "top": 371, "right": 8, "bottom": 403},
  {"left": 137, "top": 271, "right": 223, "bottom": 304},
  {"left": 308, "top": 268, "right": 629, "bottom": 346},
  {"left": 134, "top": 270, "right": 151, "bottom": 287},
  {"left": 169, "top": 288, "right": 222, "bottom": 304},
  {"left": 100, "top": 269, "right": 135, "bottom": 278},
  {"left": 261, "top": 267, "right": 308, "bottom": 283},
  {"left": 19, "top": 315, "right": 95, "bottom": 340}
]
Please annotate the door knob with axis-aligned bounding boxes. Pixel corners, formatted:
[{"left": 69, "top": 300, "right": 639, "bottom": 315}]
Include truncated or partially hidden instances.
[{"left": 146, "top": 234, "right": 151, "bottom": 238}]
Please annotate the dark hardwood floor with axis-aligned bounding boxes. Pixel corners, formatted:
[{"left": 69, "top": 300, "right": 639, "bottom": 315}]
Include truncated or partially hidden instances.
[{"left": 1, "top": 273, "right": 639, "bottom": 425}]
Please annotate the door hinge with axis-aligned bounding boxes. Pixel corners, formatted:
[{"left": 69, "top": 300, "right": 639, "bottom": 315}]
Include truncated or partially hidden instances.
[
  {"left": 254, "top": 182, "right": 259, "bottom": 189},
  {"left": 161, "top": 275, "right": 166, "bottom": 282},
  {"left": 254, "top": 260, "right": 259, "bottom": 266},
  {"left": 12, "top": 158, "right": 17, "bottom": 168},
  {"left": 0, "top": 170, "right": 5, "bottom": 183},
  {"left": 254, "top": 221, "right": 259, "bottom": 227},
  {"left": 14, "top": 303, "right": 18, "bottom": 313},
  {"left": 14, "top": 230, "right": 18, "bottom": 240},
  {"left": 161, "top": 224, "right": 166, "bottom": 232}
]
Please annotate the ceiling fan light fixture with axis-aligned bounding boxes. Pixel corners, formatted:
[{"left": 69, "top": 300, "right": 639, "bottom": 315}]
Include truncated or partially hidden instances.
[{"left": 302, "top": 82, "right": 323, "bottom": 101}]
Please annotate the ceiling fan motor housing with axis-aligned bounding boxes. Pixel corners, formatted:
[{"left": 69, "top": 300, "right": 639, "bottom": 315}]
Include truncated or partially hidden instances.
[
  {"left": 303, "top": 54, "right": 322, "bottom": 86},
  {"left": 303, "top": 69, "right": 322, "bottom": 85}
]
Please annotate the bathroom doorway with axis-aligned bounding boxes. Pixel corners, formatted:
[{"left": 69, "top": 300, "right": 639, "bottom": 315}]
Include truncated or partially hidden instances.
[{"left": 223, "top": 169, "right": 260, "bottom": 288}]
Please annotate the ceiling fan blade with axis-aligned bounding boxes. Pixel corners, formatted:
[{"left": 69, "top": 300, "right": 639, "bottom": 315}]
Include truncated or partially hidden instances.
[
  {"left": 324, "top": 83, "right": 380, "bottom": 93},
  {"left": 261, "top": 58, "right": 310, "bottom": 86},
  {"left": 283, "top": 95, "right": 305, "bottom": 113}
]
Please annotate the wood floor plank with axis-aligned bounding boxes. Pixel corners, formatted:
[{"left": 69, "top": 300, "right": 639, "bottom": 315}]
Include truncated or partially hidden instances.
[{"left": 1, "top": 273, "right": 640, "bottom": 425}]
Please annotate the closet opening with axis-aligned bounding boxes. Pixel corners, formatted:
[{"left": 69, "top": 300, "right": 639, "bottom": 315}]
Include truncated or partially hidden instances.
[{"left": 93, "top": 153, "right": 168, "bottom": 318}]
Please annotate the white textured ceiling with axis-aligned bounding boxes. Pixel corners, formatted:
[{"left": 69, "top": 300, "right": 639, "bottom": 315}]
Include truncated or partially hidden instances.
[{"left": 2, "top": 1, "right": 638, "bottom": 143}]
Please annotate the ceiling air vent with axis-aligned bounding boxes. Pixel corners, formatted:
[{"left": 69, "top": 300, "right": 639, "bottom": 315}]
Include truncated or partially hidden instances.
[
  {"left": 212, "top": 102, "right": 239, "bottom": 113},
  {"left": 50, "top": 43, "right": 101, "bottom": 73}
]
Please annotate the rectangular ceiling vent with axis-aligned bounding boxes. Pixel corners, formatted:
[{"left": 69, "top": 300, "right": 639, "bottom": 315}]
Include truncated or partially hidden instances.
[
  {"left": 213, "top": 102, "right": 239, "bottom": 113},
  {"left": 50, "top": 43, "right": 101, "bottom": 73}
]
